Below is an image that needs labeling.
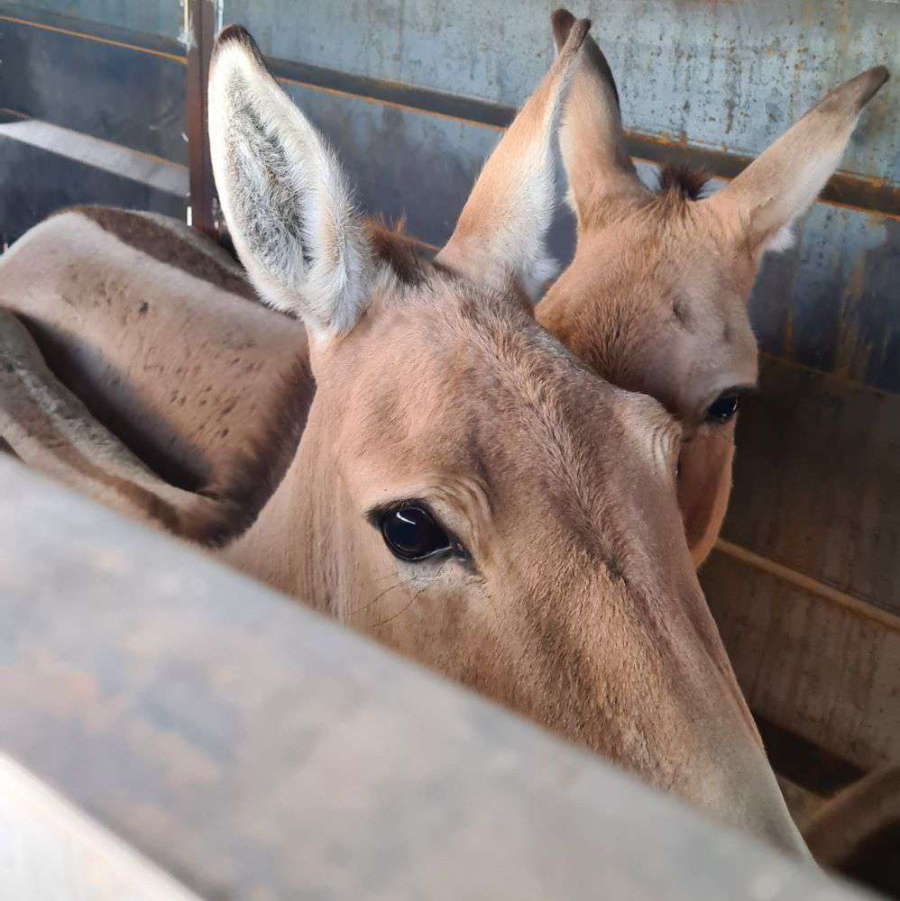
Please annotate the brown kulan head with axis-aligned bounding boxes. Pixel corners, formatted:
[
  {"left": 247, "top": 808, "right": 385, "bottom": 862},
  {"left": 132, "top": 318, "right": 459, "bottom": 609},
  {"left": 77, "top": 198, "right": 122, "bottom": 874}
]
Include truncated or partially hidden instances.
[
  {"left": 538, "top": 9, "right": 889, "bottom": 564},
  {"left": 208, "top": 21, "right": 810, "bottom": 855}
]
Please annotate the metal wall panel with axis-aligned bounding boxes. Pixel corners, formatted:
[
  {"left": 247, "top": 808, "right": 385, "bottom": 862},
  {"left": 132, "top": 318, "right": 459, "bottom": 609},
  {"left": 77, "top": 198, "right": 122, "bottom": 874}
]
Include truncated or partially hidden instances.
[
  {"left": 3, "top": 0, "right": 184, "bottom": 39},
  {"left": 225, "top": 0, "right": 899, "bottom": 185},
  {"left": 749, "top": 209, "right": 900, "bottom": 391},
  {"left": 0, "top": 121, "right": 185, "bottom": 244},
  {"left": 724, "top": 357, "right": 900, "bottom": 615},
  {"left": 703, "top": 546, "right": 900, "bottom": 770},
  {"left": 0, "top": 6, "right": 187, "bottom": 163}
]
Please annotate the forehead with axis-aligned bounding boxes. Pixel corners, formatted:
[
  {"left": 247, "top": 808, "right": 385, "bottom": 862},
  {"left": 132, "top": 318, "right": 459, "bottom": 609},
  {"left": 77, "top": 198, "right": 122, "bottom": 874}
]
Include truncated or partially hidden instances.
[
  {"left": 545, "top": 210, "right": 758, "bottom": 413},
  {"left": 332, "top": 268, "right": 673, "bottom": 492}
]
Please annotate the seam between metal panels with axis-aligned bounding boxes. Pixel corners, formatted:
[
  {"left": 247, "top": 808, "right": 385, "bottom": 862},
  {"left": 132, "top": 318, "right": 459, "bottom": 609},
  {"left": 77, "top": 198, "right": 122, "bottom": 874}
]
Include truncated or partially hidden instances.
[{"left": 714, "top": 539, "right": 900, "bottom": 633}]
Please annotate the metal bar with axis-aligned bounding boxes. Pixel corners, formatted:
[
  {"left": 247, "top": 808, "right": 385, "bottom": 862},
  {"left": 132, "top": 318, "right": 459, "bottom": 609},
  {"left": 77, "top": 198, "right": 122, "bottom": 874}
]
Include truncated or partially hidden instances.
[
  {"left": 714, "top": 538, "right": 900, "bottom": 634},
  {"left": 0, "top": 456, "right": 870, "bottom": 900},
  {"left": 185, "top": 0, "right": 216, "bottom": 239}
]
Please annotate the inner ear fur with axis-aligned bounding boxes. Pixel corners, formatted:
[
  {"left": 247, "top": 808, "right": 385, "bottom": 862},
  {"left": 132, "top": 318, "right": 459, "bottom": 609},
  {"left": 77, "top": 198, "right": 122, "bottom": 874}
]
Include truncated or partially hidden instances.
[
  {"left": 208, "top": 25, "right": 373, "bottom": 338},
  {"left": 437, "top": 17, "right": 590, "bottom": 300},
  {"left": 706, "top": 66, "right": 889, "bottom": 255}
]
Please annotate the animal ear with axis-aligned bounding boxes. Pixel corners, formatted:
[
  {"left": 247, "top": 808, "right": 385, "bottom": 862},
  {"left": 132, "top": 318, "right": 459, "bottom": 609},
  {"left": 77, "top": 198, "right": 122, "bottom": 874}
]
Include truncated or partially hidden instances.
[
  {"left": 550, "top": 8, "right": 648, "bottom": 230},
  {"left": 436, "top": 16, "right": 590, "bottom": 300},
  {"left": 706, "top": 66, "right": 889, "bottom": 255},
  {"left": 208, "top": 26, "right": 372, "bottom": 339}
]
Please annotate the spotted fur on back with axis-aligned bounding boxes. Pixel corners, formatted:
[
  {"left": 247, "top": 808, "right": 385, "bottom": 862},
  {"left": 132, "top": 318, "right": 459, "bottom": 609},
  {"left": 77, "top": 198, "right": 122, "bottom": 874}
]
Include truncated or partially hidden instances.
[{"left": 54, "top": 205, "right": 257, "bottom": 301}]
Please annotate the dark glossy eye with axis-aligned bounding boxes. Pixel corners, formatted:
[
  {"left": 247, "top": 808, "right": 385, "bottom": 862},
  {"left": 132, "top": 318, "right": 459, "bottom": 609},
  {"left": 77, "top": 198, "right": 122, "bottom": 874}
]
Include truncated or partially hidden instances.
[
  {"left": 380, "top": 504, "right": 453, "bottom": 561},
  {"left": 706, "top": 393, "right": 740, "bottom": 424}
]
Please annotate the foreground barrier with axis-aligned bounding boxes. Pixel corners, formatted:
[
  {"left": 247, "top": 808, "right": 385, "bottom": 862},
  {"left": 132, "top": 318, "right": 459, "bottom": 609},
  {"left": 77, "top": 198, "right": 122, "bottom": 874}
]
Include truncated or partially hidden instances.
[{"left": 0, "top": 456, "right": 878, "bottom": 899}]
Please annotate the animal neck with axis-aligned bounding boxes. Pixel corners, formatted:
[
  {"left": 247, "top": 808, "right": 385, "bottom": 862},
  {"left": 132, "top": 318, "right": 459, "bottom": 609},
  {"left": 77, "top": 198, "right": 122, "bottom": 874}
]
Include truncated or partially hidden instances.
[{"left": 218, "top": 417, "right": 345, "bottom": 615}]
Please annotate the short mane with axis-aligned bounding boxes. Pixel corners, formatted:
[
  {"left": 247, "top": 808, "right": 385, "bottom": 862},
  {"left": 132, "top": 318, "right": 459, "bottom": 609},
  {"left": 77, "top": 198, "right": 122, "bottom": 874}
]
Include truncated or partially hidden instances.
[
  {"left": 365, "top": 218, "right": 429, "bottom": 286},
  {"left": 656, "top": 162, "right": 711, "bottom": 201}
]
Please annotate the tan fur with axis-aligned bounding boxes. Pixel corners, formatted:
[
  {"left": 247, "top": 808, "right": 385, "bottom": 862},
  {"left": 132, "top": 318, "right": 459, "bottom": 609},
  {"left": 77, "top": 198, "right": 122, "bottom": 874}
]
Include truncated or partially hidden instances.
[
  {"left": 537, "top": 10, "right": 889, "bottom": 564},
  {"left": 218, "top": 258, "right": 806, "bottom": 853},
  {"left": 0, "top": 20, "right": 824, "bottom": 856}
]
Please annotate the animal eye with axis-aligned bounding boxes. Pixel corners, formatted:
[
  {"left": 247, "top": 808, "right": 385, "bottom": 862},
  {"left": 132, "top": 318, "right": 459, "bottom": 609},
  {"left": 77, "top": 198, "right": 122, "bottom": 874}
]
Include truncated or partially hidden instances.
[
  {"left": 380, "top": 504, "right": 453, "bottom": 561},
  {"left": 706, "top": 393, "right": 740, "bottom": 424}
]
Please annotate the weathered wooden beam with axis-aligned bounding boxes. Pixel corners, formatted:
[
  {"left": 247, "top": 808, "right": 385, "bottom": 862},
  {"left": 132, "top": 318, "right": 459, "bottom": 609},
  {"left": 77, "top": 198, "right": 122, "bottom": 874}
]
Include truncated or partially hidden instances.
[{"left": 0, "top": 456, "right": 873, "bottom": 900}]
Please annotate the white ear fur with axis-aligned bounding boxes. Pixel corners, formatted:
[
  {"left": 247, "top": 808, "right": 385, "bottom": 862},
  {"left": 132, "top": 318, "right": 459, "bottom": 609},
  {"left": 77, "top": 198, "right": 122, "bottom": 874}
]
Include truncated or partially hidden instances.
[
  {"left": 208, "top": 27, "right": 372, "bottom": 339},
  {"left": 708, "top": 66, "right": 889, "bottom": 256},
  {"left": 437, "top": 18, "right": 590, "bottom": 301},
  {"left": 550, "top": 9, "right": 648, "bottom": 229},
  {"left": 761, "top": 224, "right": 796, "bottom": 256}
]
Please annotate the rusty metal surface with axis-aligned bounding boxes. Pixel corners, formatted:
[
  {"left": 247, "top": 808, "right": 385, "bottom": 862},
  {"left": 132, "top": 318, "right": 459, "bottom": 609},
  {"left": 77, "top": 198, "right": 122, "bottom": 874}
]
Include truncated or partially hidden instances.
[
  {"left": 748, "top": 213, "right": 900, "bottom": 393},
  {"left": 185, "top": 0, "right": 217, "bottom": 239},
  {"left": 1, "top": 2, "right": 896, "bottom": 387},
  {"left": 724, "top": 356, "right": 900, "bottom": 615},
  {"left": 701, "top": 353, "right": 900, "bottom": 767},
  {"left": 253, "top": 47, "right": 900, "bottom": 215},
  {"left": 279, "top": 80, "right": 900, "bottom": 392},
  {"left": 225, "top": 0, "right": 899, "bottom": 188},
  {"left": 702, "top": 546, "right": 900, "bottom": 773},
  {"left": 0, "top": 0, "right": 184, "bottom": 39},
  {"left": 0, "top": 456, "right": 877, "bottom": 901},
  {"left": 0, "top": 0, "right": 897, "bottom": 774}
]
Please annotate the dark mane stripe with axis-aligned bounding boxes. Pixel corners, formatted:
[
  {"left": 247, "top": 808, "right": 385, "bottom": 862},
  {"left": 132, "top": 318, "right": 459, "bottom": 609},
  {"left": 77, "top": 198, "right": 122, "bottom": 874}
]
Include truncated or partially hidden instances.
[
  {"left": 59, "top": 205, "right": 259, "bottom": 301},
  {"left": 365, "top": 218, "right": 428, "bottom": 286},
  {"left": 657, "top": 162, "right": 711, "bottom": 201}
]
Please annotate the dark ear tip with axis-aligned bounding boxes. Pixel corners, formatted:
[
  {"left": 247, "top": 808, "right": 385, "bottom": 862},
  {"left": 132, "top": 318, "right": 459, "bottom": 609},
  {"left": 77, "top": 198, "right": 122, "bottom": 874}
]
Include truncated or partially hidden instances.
[
  {"left": 213, "top": 24, "right": 264, "bottom": 63},
  {"left": 215, "top": 23, "right": 250, "bottom": 47},
  {"left": 870, "top": 65, "right": 890, "bottom": 91},
  {"left": 857, "top": 65, "right": 890, "bottom": 108},
  {"left": 555, "top": 16, "right": 590, "bottom": 58},
  {"left": 551, "top": 9, "right": 576, "bottom": 49}
]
